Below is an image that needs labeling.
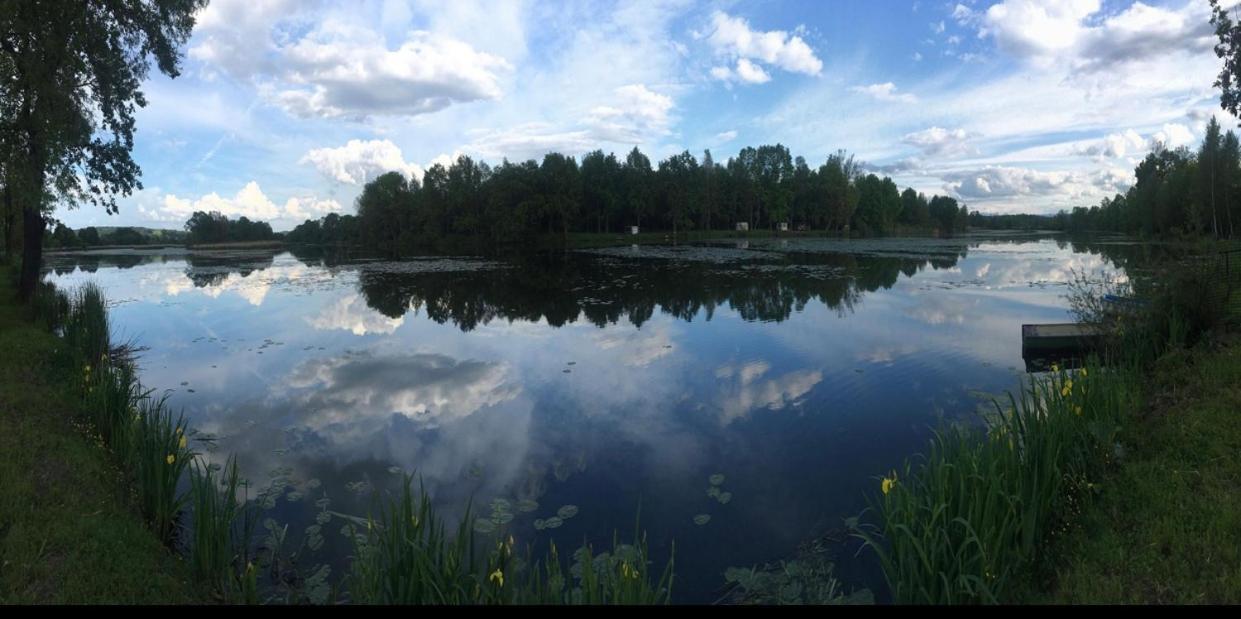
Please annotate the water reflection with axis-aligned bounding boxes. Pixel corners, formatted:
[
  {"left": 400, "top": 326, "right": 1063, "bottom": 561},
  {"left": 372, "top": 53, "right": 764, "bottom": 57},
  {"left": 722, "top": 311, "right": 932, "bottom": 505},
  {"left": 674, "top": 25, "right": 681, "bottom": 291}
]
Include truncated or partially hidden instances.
[{"left": 39, "top": 235, "right": 1159, "bottom": 602}]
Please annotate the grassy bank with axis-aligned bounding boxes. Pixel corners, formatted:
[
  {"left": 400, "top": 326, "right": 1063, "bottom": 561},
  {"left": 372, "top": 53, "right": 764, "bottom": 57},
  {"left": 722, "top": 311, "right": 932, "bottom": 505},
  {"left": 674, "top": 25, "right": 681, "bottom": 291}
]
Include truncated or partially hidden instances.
[
  {"left": 1033, "top": 339, "right": 1241, "bottom": 603},
  {"left": 0, "top": 266, "right": 199, "bottom": 603}
]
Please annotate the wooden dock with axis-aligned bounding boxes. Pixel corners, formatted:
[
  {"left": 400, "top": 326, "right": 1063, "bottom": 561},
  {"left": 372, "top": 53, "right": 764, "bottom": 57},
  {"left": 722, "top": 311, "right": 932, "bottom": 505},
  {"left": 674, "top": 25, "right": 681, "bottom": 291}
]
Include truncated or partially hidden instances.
[{"left": 1021, "top": 323, "right": 1107, "bottom": 371}]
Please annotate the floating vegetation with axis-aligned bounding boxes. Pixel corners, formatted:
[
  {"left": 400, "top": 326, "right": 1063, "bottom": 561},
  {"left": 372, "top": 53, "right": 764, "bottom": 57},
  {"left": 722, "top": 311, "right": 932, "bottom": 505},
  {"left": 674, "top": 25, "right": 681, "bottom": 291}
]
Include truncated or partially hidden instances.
[
  {"left": 707, "top": 486, "right": 721, "bottom": 499},
  {"left": 717, "top": 492, "right": 733, "bottom": 505},
  {"left": 543, "top": 516, "right": 564, "bottom": 529},
  {"left": 474, "top": 518, "right": 497, "bottom": 534},
  {"left": 534, "top": 519, "right": 546, "bottom": 530},
  {"left": 387, "top": 466, "right": 403, "bottom": 475},
  {"left": 556, "top": 505, "right": 579, "bottom": 520},
  {"left": 515, "top": 499, "right": 539, "bottom": 513},
  {"left": 693, "top": 514, "right": 711, "bottom": 526},
  {"left": 709, "top": 473, "right": 726, "bottom": 486}
]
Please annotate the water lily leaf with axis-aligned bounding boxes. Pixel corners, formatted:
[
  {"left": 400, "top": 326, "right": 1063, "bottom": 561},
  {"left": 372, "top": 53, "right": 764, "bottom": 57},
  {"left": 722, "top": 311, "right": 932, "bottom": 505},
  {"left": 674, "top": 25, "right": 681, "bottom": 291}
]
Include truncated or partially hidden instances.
[
  {"left": 387, "top": 466, "right": 403, "bottom": 475},
  {"left": 717, "top": 491, "right": 732, "bottom": 504},
  {"left": 693, "top": 514, "right": 711, "bottom": 525},
  {"left": 515, "top": 499, "right": 539, "bottom": 513},
  {"left": 534, "top": 519, "right": 546, "bottom": 530},
  {"left": 474, "top": 518, "right": 497, "bottom": 534},
  {"left": 709, "top": 473, "right": 725, "bottom": 486},
  {"left": 706, "top": 486, "right": 721, "bottom": 498},
  {"left": 543, "top": 516, "right": 563, "bottom": 529},
  {"left": 556, "top": 505, "right": 579, "bottom": 519}
]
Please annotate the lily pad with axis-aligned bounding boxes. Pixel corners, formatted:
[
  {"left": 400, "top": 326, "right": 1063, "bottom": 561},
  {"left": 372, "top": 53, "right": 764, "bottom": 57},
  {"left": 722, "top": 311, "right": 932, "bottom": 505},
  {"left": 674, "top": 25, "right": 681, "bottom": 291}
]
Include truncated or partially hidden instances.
[
  {"left": 707, "top": 486, "right": 721, "bottom": 498},
  {"left": 543, "top": 516, "right": 564, "bottom": 529},
  {"left": 709, "top": 473, "right": 726, "bottom": 486},
  {"left": 515, "top": 499, "right": 539, "bottom": 513},
  {"left": 387, "top": 466, "right": 403, "bottom": 475},
  {"left": 473, "top": 518, "right": 497, "bottom": 534},
  {"left": 693, "top": 514, "right": 711, "bottom": 526},
  {"left": 534, "top": 519, "right": 546, "bottom": 530},
  {"left": 556, "top": 505, "right": 579, "bottom": 519},
  {"left": 717, "top": 491, "right": 732, "bottom": 504}
]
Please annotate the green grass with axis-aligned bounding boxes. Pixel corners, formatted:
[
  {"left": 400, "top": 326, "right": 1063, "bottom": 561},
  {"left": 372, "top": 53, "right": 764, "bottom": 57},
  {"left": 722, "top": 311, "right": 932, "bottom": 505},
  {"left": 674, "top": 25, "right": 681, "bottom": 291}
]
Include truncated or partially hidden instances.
[
  {"left": 348, "top": 475, "right": 674, "bottom": 605},
  {"left": 1032, "top": 341, "right": 1241, "bottom": 603},
  {"left": 857, "top": 361, "right": 1139, "bottom": 604},
  {"left": 0, "top": 265, "right": 199, "bottom": 603},
  {"left": 188, "top": 456, "right": 258, "bottom": 602}
]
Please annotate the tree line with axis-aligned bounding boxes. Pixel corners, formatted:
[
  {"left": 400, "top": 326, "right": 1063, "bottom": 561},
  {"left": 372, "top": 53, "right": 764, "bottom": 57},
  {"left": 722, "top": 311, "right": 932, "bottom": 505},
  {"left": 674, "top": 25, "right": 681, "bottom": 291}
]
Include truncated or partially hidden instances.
[
  {"left": 287, "top": 145, "right": 971, "bottom": 254},
  {"left": 183, "top": 211, "right": 275, "bottom": 245},
  {"left": 1054, "top": 117, "right": 1240, "bottom": 237}
]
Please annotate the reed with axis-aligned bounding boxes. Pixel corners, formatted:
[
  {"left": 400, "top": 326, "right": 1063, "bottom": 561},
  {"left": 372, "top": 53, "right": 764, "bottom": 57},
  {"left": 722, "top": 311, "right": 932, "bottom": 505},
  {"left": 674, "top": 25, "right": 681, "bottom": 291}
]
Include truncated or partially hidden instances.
[
  {"left": 188, "top": 455, "right": 257, "bottom": 601},
  {"left": 858, "top": 360, "right": 1137, "bottom": 604}
]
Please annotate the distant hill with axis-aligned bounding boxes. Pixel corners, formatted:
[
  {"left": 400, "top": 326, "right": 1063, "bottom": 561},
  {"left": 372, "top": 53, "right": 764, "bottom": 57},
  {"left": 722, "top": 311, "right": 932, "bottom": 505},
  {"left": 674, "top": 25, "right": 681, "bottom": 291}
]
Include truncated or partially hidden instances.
[{"left": 79, "top": 226, "right": 188, "bottom": 242}]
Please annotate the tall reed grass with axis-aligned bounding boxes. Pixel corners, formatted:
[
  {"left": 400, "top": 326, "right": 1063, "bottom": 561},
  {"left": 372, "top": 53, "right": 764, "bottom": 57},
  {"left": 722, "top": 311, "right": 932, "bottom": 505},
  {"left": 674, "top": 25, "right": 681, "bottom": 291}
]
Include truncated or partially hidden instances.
[
  {"left": 188, "top": 456, "right": 258, "bottom": 602},
  {"left": 349, "top": 475, "right": 674, "bottom": 605},
  {"left": 858, "top": 360, "right": 1138, "bottom": 604}
]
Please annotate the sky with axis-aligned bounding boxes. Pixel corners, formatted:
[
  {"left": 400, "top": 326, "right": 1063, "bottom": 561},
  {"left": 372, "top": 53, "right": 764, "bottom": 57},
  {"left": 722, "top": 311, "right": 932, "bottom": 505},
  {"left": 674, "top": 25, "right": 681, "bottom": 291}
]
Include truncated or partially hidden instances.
[{"left": 57, "top": 0, "right": 1238, "bottom": 231}]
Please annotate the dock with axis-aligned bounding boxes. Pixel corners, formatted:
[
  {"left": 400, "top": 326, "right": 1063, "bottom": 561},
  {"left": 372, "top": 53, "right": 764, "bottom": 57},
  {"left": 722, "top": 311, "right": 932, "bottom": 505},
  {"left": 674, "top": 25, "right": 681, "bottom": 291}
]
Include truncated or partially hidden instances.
[{"left": 1021, "top": 323, "right": 1107, "bottom": 371}]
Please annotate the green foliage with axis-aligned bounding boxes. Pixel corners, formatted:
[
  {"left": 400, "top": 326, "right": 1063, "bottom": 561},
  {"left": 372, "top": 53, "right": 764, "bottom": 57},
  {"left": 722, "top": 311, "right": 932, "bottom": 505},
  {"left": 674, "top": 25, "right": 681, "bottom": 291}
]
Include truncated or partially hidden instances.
[
  {"left": 287, "top": 143, "right": 965, "bottom": 254},
  {"left": 858, "top": 361, "right": 1138, "bottom": 604},
  {"left": 63, "top": 282, "right": 110, "bottom": 365},
  {"left": 185, "top": 211, "right": 275, "bottom": 245},
  {"left": 188, "top": 456, "right": 258, "bottom": 602},
  {"left": 349, "top": 474, "right": 674, "bottom": 605}
]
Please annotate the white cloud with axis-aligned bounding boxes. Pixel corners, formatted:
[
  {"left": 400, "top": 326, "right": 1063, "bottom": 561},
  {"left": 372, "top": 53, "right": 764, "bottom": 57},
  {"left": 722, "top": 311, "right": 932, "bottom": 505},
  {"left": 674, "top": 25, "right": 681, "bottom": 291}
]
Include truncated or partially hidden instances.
[
  {"left": 942, "top": 166, "right": 1087, "bottom": 202},
  {"left": 465, "top": 84, "right": 674, "bottom": 160},
  {"left": 1080, "top": 128, "right": 1147, "bottom": 159},
  {"left": 308, "top": 294, "right": 405, "bottom": 335},
  {"left": 902, "top": 126, "right": 975, "bottom": 157},
  {"left": 274, "top": 23, "right": 512, "bottom": 119},
  {"left": 932, "top": 20, "right": 946, "bottom": 34},
  {"left": 912, "top": 51, "right": 923, "bottom": 62},
  {"left": 735, "top": 58, "right": 773, "bottom": 84},
  {"left": 300, "top": 139, "right": 425, "bottom": 185},
  {"left": 704, "top": 11, "right": 822, "bottom": 81},
  {"left": 715, "top": 130, "right": 738, "bottom": 143},
  {"left": 191, "top": 4, "right": 512, "bottom": 120},
  {"left": 161, "top": 182, "right": 342, "bottom": 222},
  {"left": 849, "top": 82, "right": 918, "bottom": 104},
  {"left": 1152, "top": 123, "right": 1196, "bottom": 149},
  {"left": 980, "top": 0, "right": 1213, "bottom": 73}
]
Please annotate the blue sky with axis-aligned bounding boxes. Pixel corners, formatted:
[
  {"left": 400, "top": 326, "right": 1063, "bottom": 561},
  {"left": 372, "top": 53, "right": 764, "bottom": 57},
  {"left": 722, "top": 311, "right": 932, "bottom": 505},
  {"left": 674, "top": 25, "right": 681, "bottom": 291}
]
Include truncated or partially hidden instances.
[{"left": 58, "top": 0, "right": 1232, "bottom": 231}]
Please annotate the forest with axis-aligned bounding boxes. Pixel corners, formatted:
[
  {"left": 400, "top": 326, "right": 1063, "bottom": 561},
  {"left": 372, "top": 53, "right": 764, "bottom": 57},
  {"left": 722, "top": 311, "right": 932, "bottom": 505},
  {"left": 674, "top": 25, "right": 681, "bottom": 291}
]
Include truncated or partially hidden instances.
[{"left": 285, "top": 145, "right": 969, "bottom": 253}]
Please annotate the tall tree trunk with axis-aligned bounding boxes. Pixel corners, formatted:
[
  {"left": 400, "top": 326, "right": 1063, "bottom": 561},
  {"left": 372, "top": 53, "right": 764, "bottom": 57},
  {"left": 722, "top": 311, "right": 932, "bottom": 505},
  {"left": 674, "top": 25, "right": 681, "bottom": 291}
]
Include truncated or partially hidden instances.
[
  {"left": 18, "top": 204, "right": 43, "bottom": 301},
  {"left": 2, "top": 187, "right": 13, "bottom": 261}
]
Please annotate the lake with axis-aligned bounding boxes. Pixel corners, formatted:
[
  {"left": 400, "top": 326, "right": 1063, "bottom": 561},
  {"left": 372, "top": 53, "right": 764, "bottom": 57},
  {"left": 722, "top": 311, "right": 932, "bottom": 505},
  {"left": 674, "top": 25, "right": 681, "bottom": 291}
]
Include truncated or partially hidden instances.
[{"left": 41, "top": 233, "right": 1144, "bottom": 602}]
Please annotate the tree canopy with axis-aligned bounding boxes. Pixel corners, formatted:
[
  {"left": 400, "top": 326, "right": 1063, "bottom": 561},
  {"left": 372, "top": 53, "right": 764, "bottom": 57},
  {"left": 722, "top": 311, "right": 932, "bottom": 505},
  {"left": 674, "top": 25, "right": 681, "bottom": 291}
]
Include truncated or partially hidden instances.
[{"left": 1, "top": 0, "right": 206, "bottom": 298}]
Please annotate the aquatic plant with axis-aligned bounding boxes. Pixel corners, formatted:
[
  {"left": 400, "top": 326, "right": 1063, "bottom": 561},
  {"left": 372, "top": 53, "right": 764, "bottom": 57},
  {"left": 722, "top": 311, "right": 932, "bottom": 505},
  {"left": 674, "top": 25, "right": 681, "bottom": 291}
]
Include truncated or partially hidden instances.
[
  {"left": 188, "top": 455, "right": 257, "bottom": 601},
  {"left": 130, "top": 392, "right": 194, "bottom": 543},
  {"left": 857, "top": 360, "right": 1137, "bottom": 604}
]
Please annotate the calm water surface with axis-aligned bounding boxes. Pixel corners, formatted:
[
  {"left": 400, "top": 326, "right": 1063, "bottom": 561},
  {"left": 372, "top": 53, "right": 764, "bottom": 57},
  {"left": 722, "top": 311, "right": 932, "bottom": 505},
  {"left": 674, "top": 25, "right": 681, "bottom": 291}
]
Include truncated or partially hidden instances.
[{"left": 42, "top": 234, "right": 1142, "bottom": 601}]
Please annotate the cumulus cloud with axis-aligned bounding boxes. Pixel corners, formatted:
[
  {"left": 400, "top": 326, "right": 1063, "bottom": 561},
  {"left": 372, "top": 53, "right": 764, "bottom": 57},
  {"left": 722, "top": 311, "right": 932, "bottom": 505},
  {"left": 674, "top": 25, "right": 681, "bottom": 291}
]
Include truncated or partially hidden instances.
[
  {"left": 704, "top": 11, "right": 822, "bottom": 84},
  {"left": 285, "top": 352, "right": 520, "bottom": 428},
  {"left": 308, "top": 294, "right": 405, "bottom": 335},
  {"left": 942, "top": 166, "right": 1086, "bottom": 201},
  {"left": 715, "top": 130, "right": 738, "bottom": 143},
  {"left": 161, "top": 182, "right": 342, "bottom": 222},
  {"left": 980, "top": 0, "right": 1214, "bottom": 72},
  {"left": 713, "top": 360, "right": 823, "bottom": 425},
  {"left": 1080, "top": 128, "right": 1147, "bottom": 159},
  {"left": 585, "top": 84, "right": 675, "bottom": 143},
  {"left": 191, "top": 3, "right": 511, "bottom": 119},
  {"left": 300, "top": 139, "right": 426, "bottom": 185},
  {"left": 902, "top": 126, "right": 975, "bottom": 157},
  {"left": 465, "top": 84, "right": 674, "bottom": 160},
  {"left": 849, "top": 82, "right": 918, "bottom": 103},
  {"left": 1151, "top": 123, "right": 1195, "bottom": 149}
]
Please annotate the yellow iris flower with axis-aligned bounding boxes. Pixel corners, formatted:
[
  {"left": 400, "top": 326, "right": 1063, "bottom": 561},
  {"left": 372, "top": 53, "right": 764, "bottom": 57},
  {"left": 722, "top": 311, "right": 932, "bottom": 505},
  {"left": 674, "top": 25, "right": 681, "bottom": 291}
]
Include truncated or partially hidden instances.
[
  {"left": 166, "top": 454, "right": 176, "bottom": 465},
  {"left": 489, "top": 568, "right": 504, "bottom": 587}
]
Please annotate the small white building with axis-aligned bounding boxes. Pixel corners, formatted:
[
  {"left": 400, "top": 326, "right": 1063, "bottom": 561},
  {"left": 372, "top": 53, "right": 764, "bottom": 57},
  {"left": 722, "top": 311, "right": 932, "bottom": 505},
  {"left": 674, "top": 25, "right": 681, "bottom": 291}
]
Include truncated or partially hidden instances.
[
  {"left": 777, "top": 222, "right": 789, "bottom": 232},
  {"left": 629, "top": 225, "right": 640, "bottom": 235},
  {"left": 735, "top": 222, "right": 749, "bottom": 232}
]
